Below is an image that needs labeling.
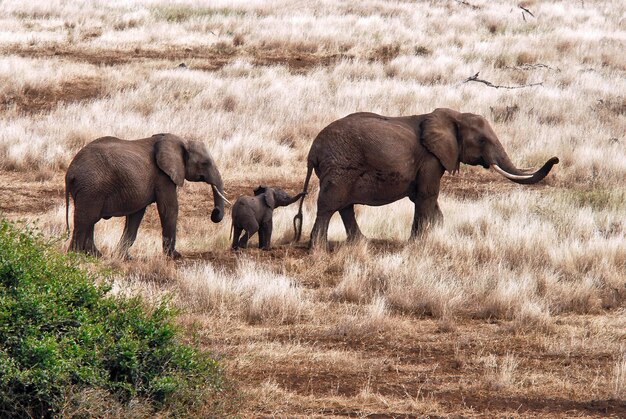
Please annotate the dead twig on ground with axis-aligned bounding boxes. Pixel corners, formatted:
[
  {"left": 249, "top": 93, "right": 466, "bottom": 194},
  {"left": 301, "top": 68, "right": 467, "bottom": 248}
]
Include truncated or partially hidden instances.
[
  {"left": 519, "top": 4, "right": 535, "bottom": 21},
  {"left": 463, "top": 72, "right": 543, "bottom": 89}
]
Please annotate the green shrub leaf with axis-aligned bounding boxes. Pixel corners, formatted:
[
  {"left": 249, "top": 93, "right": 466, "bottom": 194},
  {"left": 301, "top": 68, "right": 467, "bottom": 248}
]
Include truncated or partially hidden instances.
[{"left": 0, "top": 220, "right": 223, "bottom": 417}]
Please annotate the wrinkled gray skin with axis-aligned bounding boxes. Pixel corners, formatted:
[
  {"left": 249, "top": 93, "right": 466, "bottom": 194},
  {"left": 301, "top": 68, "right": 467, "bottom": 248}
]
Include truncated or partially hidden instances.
[
  {"left": 231, "top": 186, "right": 305, "bottom": 250},
  {"left": 294, "top": 108, "right": 559, "bottom": 249},
  {"left": 65, "top": 133, "right": 226, "bottom": 259}
]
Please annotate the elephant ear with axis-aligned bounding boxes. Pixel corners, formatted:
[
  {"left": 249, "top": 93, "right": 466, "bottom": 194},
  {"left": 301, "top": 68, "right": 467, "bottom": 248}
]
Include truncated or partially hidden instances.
[
  {"left": 155, "top": 135, "right": 187, "bottom": 186},
  {"left": 254, "top": 185, "right": 267, "bottom": 196},
  {"left": 263, "top": 189, "right": 275, "bottom": 209},
  {"left": 421, "top": 108, "right": 461, "bottom": 173}
]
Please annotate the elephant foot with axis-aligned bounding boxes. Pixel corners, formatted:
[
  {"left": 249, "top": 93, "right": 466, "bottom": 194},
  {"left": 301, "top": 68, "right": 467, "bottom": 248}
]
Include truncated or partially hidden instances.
[
  {"left": 261, "top": 246, "right": 271, "bottom": 251},
  {"left": 346, "top": 232, "right": 366, "bottom": 243},
  {"left": 308, "top": 239, "right": 329, "bottom": 252},
  {"left": 87, "top": 247, "right": 103, "bottom": 258},
  {"left": 115, "top": 248, "right": 133, "bottom": 261},
  {"left": 409, "top": 230, "right": 421, "bottom": 240},
  {"left": 166, "top": 250, "right": 182, "bottom": 259}
]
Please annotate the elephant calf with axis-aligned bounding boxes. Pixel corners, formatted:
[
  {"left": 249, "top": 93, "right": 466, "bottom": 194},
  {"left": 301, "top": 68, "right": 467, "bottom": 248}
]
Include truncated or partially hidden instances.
[{"left": 231, "top": 186, "right": 304, "bottom": 250}]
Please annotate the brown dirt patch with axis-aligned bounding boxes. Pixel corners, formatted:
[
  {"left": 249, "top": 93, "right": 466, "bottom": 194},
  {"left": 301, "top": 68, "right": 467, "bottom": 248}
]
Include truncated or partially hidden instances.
[
  {"left": 180, "top": 245, "right": 310, "bottom": 273},
  {"left": 439, "top": 393, "right": 626, "bottom": 417},
  {"left": 250, "top": 50, "right": 348, "bottom": 73},
  {"left": 0, "top": 172, "right": 65, "bottom": 215},
  {"left": 220, "top": 316, "right": 623, "bottom": 417},
  {"left": 2, "top": 44, "right": 349, "bottom": 74},
  {"left": 0, "top": 75, "right": 104, "bottom": 114},
  {"left": 2, "top": 44, "right": 233, "bottom": 69}
]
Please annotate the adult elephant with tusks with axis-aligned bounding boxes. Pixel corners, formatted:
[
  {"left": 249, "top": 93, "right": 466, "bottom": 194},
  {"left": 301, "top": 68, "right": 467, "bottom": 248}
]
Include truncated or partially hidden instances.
[
  {"left": 65, "top": 133, "right": 230, "bottom": 259},
  {"left": 293, "top": 108, "right": 559, "bottom": 249}
]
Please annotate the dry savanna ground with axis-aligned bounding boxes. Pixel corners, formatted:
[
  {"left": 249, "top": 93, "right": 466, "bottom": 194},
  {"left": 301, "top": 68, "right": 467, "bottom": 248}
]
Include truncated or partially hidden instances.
[{"left": 1, "top": 0, "right": 625, "bottom": 417}]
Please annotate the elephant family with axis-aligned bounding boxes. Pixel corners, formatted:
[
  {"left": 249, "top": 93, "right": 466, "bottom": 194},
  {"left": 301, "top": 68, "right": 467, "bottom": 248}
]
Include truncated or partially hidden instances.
[
  {"left": 65, "top": 133, "right": 229, "bottom": 258},
  {"left": 293, "top": 108, "right": 559, "bottom": 248},
  {"left": 231, "top": 186, "right": 304, "bottom": 250}
]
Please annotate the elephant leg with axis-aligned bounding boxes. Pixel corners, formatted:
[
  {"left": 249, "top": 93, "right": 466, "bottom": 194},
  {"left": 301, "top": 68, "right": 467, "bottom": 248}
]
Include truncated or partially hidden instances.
[
  {"left": 410, "top": 196, "right": 441, "bottom": 238},
  {"left": 71, "top": 221, "right": 101, "bottom": 257},
  {"left": 238, "top": 220, "right": 259, "bottom": 249},
  {"left": 156, "top": 185, "right": 180, "bottom": 258},
  {"left": 309, "top": 211, "right": 333, "bottom": 250},
  {"left": 259, "top": 220, "right": 273, "bottom": 250},
  {"left": 309, "top": 179, "right": 349, "bottom": 249},
  {"left": 70, "top": 197, "right": 102, "bottom": 257},
  {"left": 231, "top": 226, "right": 243, "bottom": 250},
  {"left": 410, "top": 161, "right": 444, "bottom": 239},
  {"left": 339, "top": 205, "right": 364, "bottom": 242},
  {"left": 70, "top": 223, "right": 87, "bottom": 253},
  {"left": 84, "top": 223, "right": 101, "bottom": 257},
  {"left": 433, "top": 203, "right": 443, "bottom": 224},
  {"left": 116, "top": 207, "right": 146, "bottom": 259},
  {"left": 257, "top": 225, "right": 265, "bottom": 250}
]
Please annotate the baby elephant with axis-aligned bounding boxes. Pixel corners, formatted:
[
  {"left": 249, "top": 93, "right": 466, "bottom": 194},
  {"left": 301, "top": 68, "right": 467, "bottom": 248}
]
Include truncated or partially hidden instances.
[{"left": 231, "top": 186, "right": 305, "bottom": 250}]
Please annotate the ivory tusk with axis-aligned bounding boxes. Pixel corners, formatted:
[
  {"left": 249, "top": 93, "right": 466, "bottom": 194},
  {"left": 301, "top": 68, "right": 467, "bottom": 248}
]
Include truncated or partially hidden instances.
[
  {"left": 491, "top": 164, "right": 534, "bottom": 180},
  {"left": 212, "top": 186, "right": 232, "bottom": 206}
]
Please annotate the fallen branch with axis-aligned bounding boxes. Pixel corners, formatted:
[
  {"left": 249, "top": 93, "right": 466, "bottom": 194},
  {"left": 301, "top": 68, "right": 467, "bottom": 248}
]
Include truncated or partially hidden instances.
[
  {"left": 463, "top": 72, "right": 543, "bottom": 89},
  {"left": 518, "top": 5, "right": 535, "bottom": 17},
  {"left": 519, "top": 4, "right": 535, "bottom": 21}
]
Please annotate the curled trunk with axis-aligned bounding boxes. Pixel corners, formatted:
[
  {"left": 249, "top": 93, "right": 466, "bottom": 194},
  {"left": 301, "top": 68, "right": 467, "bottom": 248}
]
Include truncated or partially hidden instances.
[
  {"left": 208, "top": 171, "right": 228, "bottom": 223},
  {"left": 279, "top": 192, "right": 305, "bottom": 207},
  {"left": 491, "top": 147, "right": 559, "bottom": 184}
]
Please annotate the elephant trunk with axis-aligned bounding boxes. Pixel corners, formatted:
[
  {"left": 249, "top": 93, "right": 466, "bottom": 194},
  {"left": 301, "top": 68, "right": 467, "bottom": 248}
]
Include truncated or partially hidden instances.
[
  {"left": 490, "top": 145, "right": 559, "bottom": 185},
  {"left": 208, "top": 171, "right": 228, "bottom": 223},
  {"left": 279, "top": 192, "right": 305, "bottom": 207}
]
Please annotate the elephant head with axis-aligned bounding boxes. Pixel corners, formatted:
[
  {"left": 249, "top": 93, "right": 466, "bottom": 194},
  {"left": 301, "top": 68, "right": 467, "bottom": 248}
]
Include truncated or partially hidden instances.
[
  {"left": 421, "top": 108, "right": 559, "bottom": 183},
  {"left": 155, "top": 136, "right": 229, "bottom": 222},
  {"left": 254, "top": 186, "right": 303, "bottom": 209}
]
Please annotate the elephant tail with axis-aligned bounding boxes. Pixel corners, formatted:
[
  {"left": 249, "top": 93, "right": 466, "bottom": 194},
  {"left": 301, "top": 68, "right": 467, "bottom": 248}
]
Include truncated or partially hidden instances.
[
  {"left": 64, "top": 181, "right": 70, "bottom": 237},
  {"left": 293, "top": 164, "right": 313, "bottom": 242}
]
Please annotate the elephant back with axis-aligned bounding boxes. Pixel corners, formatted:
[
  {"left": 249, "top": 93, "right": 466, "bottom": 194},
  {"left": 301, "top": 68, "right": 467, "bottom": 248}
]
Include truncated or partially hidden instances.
[{"left": 67, "top": 136, "right": 158, "bottom": 200}]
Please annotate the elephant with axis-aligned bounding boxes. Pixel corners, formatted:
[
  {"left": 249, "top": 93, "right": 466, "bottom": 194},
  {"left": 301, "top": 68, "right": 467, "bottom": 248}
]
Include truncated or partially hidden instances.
[
  {"left": 65, "top": 133, "right": 229, "bottom": 259},
  {"left": 231, "top": 186, "right": 305, "bottom": 250},
  {"left": 293, "top": 108, "right": 559, "bottom": 248}
]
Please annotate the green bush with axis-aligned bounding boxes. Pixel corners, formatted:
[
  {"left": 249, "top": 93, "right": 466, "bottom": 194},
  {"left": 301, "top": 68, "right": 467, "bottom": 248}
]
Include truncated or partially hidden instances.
[{"left": 0, "top": 220, "right": 224, "bottom": 418}]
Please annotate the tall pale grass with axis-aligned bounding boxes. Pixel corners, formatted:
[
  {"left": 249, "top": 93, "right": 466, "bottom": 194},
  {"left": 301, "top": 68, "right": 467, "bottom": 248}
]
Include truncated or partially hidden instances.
[
  {"left": 1, "top": 56, "right": 623, "bottom": 183},
  {"left": 480, "top": 352, "right": 520, "bottom": 390},
  {"left": 300, "top": 188, "right": 624, "bottom": 320},
  {"left": 0, "top": 0, "right": 623, "bottom": 187},
  {"left": 1, "top": 0, "right": 624, "bottom": 326},
  {"left": 178, "top": 259, "right": 304, "bottom": 324},
  {"left": 612, "top": 350, "right": 626, "bottom": 399}
]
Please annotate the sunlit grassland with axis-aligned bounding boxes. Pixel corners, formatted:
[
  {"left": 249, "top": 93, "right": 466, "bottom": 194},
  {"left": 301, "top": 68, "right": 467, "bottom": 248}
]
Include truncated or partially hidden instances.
[{"left": 0, "top": 0, "right": 624, "bottom": 415}]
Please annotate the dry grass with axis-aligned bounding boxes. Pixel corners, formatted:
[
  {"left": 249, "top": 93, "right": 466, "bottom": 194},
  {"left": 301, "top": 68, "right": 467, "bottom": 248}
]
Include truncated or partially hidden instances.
[
  {"left": 613, "top": 350, "right": 626, "bottom": 399},
  {"left": 480, "top": 352, "right": 520, "bottom": 391},
  {"left": 0, "top": 1, "right": 624, "bottom": 184},
  {"left": 1, "top": 0, "right": 625, "bottom": 416},
  {"left": 178, "top": 259, "right": 304, "bottom": 325}
]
